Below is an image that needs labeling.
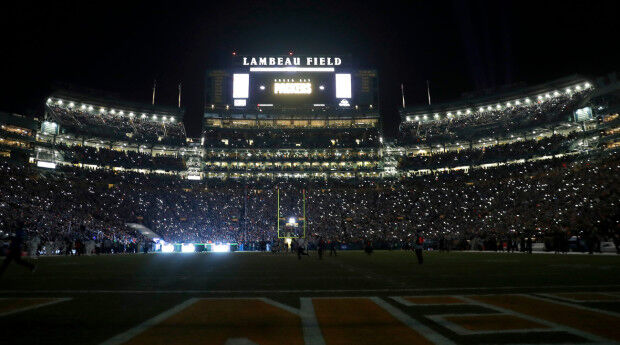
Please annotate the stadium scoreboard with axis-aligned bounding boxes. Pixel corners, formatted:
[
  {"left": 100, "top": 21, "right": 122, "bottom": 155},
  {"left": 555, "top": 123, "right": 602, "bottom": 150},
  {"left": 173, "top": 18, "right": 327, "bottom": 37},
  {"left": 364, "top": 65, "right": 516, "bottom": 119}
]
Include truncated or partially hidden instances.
[{"left": 206, "top": 55, "right": 377, "bottom": 109}]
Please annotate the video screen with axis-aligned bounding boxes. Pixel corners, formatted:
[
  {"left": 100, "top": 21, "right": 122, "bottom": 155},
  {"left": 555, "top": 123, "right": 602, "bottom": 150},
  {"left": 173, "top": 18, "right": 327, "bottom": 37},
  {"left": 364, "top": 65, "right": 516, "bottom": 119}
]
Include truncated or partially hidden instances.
[{"left": 232, "top": 72, "right": 352, "bottom": 106}]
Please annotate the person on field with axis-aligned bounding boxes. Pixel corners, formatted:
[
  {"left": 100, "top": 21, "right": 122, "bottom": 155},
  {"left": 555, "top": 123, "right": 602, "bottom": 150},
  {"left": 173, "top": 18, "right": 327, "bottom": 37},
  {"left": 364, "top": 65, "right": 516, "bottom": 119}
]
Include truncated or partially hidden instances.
[
  {"left": 414, "top": 233, "right": 424, "bottom": 264},
  {"left": 364, "top": 240, "right": 373, "bottom": 255},
  {"left": 294, "top": 238, "right": 309, "bottom": 260},
  {"left": 0, "top": 220, "right": 36, "bottom": 277},
  {"left": 329, "top": 238, "right": 338, "bottom": 257},
  {"left": 317, "top": 236, "right": 325, "bottom": 260}
]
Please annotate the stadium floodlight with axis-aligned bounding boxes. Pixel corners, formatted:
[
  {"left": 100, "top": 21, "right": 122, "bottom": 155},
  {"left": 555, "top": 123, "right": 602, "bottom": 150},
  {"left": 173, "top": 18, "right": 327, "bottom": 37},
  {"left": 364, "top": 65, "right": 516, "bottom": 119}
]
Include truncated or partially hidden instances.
[
  {"left": 545, "top": 93, "right": 551, "bottom": 98},
  {"left": 456, "top": 110, "right": 461, "bottom": 115},
  {"left": 81, "top": 104, "right": 86, "bottom": 110},
  {"left": 46, "top": 98, "right": 52, "bottom": 104},
  {"left": 69, "top": 102, "right": 74, "bottom": 108},
  {"left": 479, "top": 107, "right": 484, "bottom": 112},
  {"left": 584, "top": 82, "right": 590, "bottom": 88},
  {"left": 487, "top": 105, "right": 493, "bottom": 111},
  {"left": 537, "top": 95, "right": 543, "bottom": 100},
  {"left": 515, "top": 100, "right": 521, "bottom": 105},
  {"left": 506, "top": 102, "right": 511, "bottom": 107},
  {"left": 496, "top": 104, "right": 501, "bottom": 109},
  {"left": 57, "top": 100, "right": 63, "bottom": 105},
  {"left": 259, "top": 85, "right": 265, "bottom": 90},
  {"left": 170, "top": 117, "right": 175, "bottom": 122},
  {"left": 319, "top": 85, "right": 325, "bottom": 90},
  {"left": 119, "top": 111, "right": 124, "bottom": 115},
  {"left": 566, "top": 88, "right": 572, "bottom": 93},
  {"left": 466, "top": 109, "right": 472, "bottom": 114},
  {"left": 575, "top": 85, "right": 582, "bottom": 91},
  {"left": 414, "top": 116, "right": 419, "bottom": 121},
  {"left": 423, "top": 115, "right": 428, "bottom": 120},
  {"left": 525, "top": 98, "right": 531, "bottom": 103},
  {"left": 553, "top": 91, "right": 560, "bottom": 96},
  {"left": 110, "top": 109, "right": 116, "bottom": 114},
  {"left": 162, "top": 116, "right": 167, "bottom": 121},
  {"left": 129, "top": 112, "right": 134, "bottom": 117},
  {"left": 152, "top": 115, "right": 157, "bottom": 120}
]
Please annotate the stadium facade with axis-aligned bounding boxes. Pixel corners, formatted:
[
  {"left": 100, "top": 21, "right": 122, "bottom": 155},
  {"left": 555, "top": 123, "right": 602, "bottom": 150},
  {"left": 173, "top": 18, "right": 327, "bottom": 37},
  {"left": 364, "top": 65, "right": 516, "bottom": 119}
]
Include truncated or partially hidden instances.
[
  {"left": 202, "top": 54, "right": 382, "bottom": 179},
  {"left": 0, "top": 59, "right": 618, "bottom": 179}
]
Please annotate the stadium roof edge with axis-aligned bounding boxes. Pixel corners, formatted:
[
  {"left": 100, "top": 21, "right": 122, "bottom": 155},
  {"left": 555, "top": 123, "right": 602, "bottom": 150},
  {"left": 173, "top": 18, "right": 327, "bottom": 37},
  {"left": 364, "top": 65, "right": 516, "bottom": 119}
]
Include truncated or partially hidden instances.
[
  {"left": 400, "top": 74, "right": 591, "bottom": 115},
  {"left": 47, "top": 89, "right": 185, "bottom": 119}
]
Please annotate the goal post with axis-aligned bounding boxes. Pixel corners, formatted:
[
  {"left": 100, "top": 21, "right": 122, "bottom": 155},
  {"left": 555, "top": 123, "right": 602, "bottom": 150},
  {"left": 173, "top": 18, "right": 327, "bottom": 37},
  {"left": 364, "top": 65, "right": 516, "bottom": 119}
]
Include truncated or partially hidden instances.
[{"left": 276, "top": 188, "right": 307, "bottom": 239}]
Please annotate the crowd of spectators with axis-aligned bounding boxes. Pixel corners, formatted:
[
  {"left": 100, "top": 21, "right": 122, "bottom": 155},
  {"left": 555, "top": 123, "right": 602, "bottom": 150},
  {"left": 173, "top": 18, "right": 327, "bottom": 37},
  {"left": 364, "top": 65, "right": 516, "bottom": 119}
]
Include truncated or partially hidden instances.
[
  {"left": 57, "top": 144, "right": 186, "bottom": 171},
  {"left": 401, "top": 88, "right": 591, "bottom": 144},
  {"left": 399, "top": 134, "right": 576, "bottom": 170},
  {"left": 47, "top": 104, "right": 186, "bottom": 146},
  {"left": 1, "top": 147, "right": 618, "bottom": 254},
  {"left": 203, "top": 127, "right": 380, "bottom": 148}
]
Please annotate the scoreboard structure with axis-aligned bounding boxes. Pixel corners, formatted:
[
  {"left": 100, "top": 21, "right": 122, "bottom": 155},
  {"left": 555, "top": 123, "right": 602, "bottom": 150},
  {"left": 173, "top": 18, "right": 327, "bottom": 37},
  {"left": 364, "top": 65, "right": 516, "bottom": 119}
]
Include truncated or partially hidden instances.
[
  {"left": 201, "top": 53, "right": 383, "bottom": 180},
  {"left": 206, "top": 54, "right": 378, "bottom": 110}
]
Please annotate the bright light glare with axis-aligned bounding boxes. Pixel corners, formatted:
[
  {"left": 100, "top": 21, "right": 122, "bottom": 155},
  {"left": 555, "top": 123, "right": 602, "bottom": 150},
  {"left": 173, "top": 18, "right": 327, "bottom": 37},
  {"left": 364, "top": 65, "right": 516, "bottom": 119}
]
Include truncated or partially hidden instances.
[
  {"left": 335, "top": 74, "right": 352, "bottom": 98},
  {"left": 181, "top": 243, "right": 195, "bottom": 253},
  {"left": 161, "top": 244, "right": 174, "bottom": 253},
  {"left": 212, "top": 244, "right": 230, "bottom": 253},
  {"left": 233, "top": 74, "right": 250, "bottom": 98}
]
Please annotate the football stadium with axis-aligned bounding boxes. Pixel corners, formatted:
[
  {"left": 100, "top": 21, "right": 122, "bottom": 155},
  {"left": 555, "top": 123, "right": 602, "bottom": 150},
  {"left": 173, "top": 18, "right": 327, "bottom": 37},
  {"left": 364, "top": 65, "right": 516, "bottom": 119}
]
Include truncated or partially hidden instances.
[{"left": 1, "top": 2, "right": 620, "bottom": 345}]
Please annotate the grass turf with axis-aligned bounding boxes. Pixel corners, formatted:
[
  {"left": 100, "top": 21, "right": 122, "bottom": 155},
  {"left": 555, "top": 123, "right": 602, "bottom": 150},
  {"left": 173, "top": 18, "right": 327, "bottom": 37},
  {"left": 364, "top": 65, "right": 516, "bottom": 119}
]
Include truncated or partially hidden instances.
[{"left": 0, "top": 251, "right": 619, "bottom": 345}]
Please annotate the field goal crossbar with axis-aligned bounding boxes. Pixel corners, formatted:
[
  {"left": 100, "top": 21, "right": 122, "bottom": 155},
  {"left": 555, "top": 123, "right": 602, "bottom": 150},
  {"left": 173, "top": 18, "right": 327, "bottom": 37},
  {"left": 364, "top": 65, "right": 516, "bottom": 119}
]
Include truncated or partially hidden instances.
[{"left": 277, "top": 188, "right": 307, "bottom": 239}]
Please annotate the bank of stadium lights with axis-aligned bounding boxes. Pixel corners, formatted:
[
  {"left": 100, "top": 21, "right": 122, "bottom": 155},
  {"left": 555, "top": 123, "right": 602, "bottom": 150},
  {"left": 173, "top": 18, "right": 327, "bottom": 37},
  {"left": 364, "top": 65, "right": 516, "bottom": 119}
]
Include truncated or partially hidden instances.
[
  {"left": 152, "top": 115, "right": 157, "bottom": 120},
  {"left": 68, "top": 102, "right": 75, "bottom": 108},
  {"left": 141, "top": 113, "right": 147, "bottom": 119},
  {"left": 407, "top": 82, "right": 592, "bottom": 123}
]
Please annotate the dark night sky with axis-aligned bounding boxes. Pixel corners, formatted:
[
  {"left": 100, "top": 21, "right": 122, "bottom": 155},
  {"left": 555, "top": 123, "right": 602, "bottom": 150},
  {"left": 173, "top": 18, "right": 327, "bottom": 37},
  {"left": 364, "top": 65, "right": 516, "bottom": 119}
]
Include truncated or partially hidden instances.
[{"left": 1, "top": 0, "right": 618, "bottom": 137}]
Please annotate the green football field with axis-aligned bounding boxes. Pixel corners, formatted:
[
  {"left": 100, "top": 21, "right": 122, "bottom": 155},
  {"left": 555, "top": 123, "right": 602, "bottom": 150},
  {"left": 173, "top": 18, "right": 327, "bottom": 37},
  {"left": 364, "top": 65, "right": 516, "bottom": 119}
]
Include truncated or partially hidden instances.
[{"left": 1, "top": 251, "right": 619, "bottom": 344}]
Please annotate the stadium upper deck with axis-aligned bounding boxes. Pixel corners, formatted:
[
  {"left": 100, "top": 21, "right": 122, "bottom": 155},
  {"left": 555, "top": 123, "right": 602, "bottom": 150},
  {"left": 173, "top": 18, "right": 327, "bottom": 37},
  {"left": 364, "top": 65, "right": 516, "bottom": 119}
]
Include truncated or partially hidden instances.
[
  {"left": 399, "top": 75, "right": 595, "bottom": 145},
  {"left": 44, "top": 90, "right": 187, "bottom": 146},
  {"left": 1, "top": 72, "right": 616, "bottom": 179}
]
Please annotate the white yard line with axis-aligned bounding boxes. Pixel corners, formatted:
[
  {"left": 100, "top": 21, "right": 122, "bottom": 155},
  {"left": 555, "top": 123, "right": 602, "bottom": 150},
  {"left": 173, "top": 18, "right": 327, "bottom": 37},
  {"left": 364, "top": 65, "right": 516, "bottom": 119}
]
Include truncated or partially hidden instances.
[
  {"left": 371, "top": 297, "right": 457, "bottom": 345},
  {"left": 425, "top": 313, "right": 556, "bottom": 336},
  {"left": 2, "top": 284, "right": 620, "bottom": 294},
  {"left": 99, "top": 298, "right": 199, "bottom": 345},
  {"left": 458, "top": 295, "right": 611, "bottom": 344},
  {"left": 390, "top": 296, "right": 469, "bottom": 307},
  {"left": 526, "top": 294, "right": 620, "bottom": 318},
  {"left": 0, "top": 297, "right": 72, "bottom": 317}
]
